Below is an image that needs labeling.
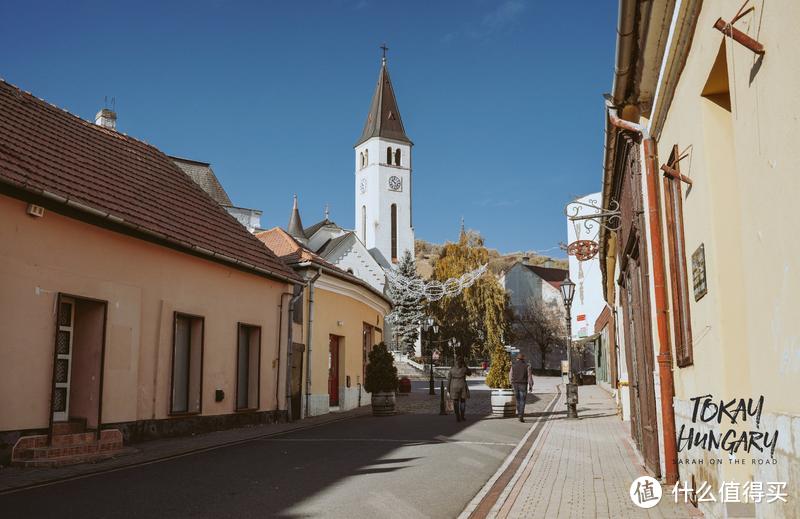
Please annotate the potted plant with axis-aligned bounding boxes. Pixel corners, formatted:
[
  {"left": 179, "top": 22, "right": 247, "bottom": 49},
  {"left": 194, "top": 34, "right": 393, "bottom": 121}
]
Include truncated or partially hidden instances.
[
  {"left": 364, "top": 342, "right": 399, "bottom": 416},
  {"left": 486, "top": 343, "right": 514, "bottom": 417}
]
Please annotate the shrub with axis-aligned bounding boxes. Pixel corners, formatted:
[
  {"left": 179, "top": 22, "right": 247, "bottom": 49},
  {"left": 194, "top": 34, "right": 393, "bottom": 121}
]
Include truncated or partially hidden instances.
[
  {"left": 364, "top": 342, "right": 398, "bottom": 393},
  {"left": 485, "top": 343, "right": 511, "bottom": 389}
]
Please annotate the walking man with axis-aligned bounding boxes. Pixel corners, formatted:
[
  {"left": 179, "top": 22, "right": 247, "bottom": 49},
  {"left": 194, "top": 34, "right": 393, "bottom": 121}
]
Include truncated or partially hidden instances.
[{"left": 509, "top": 353, "right": 533, "bottom": 422}]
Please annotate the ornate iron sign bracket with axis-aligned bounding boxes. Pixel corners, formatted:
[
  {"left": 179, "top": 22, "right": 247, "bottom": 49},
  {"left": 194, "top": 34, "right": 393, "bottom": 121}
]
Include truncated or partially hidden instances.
[{"left": 565, "top": 198, "right": 622, "bottom": 233}]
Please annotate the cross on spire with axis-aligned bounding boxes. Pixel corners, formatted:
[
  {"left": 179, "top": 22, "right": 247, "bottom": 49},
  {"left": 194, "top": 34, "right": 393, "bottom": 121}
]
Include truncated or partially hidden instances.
[{"left": 380, "top": 43, "right": 389, "bottom": 63}]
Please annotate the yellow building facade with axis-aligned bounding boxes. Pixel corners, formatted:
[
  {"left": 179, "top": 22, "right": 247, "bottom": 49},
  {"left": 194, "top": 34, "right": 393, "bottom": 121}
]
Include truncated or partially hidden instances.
[
  {"left": 601, "top": 1, "right": 799, "bottom": 517},
  {"left": 258, "top": 228, "right": 391, "bottom": 418}
]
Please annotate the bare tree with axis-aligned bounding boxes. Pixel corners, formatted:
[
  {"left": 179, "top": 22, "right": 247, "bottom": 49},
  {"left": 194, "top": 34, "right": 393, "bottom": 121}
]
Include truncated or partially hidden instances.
[{"left": 512, "top": 299, "right": 566, "bottom": 370}]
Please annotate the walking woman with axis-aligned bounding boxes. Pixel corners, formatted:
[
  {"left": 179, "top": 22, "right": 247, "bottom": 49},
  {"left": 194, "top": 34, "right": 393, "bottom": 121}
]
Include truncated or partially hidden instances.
[{"left": 448, "top": 357, "right": 472, "bottom": 422}]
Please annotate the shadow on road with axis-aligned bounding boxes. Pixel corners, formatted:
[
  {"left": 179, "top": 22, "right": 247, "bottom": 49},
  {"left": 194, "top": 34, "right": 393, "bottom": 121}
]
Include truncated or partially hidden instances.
[{"left": 0, "top": 385, "right": 542, "bottom": 519}]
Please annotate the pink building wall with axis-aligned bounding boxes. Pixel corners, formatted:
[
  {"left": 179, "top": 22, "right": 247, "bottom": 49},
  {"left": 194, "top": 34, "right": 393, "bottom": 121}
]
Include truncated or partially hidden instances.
[{"left": 0, "top": 195, "right": 292, "bottom": 432}]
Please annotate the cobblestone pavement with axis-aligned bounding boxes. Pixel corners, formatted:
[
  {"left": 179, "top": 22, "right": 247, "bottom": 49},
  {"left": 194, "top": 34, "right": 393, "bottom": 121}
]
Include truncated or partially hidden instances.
[{"left": 481, "top": 384, "right": 703, "bottom": 519}]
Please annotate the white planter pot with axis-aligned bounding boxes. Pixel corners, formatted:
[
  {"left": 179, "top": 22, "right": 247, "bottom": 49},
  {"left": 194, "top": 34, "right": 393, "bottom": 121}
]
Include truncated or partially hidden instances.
[
  {"left": 371, "top": 392, "right": 396, "bottom": 416},
  {"left": 491, "top": 389, "right": 516, "bottom": 417}
]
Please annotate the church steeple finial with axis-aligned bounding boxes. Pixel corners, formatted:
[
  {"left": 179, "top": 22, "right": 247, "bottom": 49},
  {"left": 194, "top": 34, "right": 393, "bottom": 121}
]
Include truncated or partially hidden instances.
[
  {"left": 380, "top": 43, "right": 389, "bottom": 64},
  {"left": 355, "top": 47, "right": 412, "bottom": 147}
]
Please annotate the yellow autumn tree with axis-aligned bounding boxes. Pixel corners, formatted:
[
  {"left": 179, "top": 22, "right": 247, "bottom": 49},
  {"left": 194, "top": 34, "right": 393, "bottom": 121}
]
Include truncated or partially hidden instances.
[{"left": 429, "top": 229, "right": 512, "bottom": 387}]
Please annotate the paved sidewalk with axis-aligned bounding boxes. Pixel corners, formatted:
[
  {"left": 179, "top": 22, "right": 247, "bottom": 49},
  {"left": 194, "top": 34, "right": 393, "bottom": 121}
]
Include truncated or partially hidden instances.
[{"left": 471, "top": 384, "right": 703, "bottom": 519}]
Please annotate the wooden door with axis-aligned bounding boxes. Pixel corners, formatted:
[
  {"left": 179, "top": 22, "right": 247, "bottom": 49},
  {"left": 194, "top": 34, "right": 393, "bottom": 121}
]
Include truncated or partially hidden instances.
[
  {"left": 362, "top": 324, "right": 373, "bottom": 384},
  {"left": 328, "top": 335, "right": 339, "bottom": 407},
  {"left": 624, "top": 254, "right": 661, "bottom": 476}
]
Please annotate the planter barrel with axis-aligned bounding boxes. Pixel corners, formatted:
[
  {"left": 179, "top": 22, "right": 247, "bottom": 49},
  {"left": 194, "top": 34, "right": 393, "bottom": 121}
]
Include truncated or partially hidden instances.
[
  {"left": 491, "top": 388, "right": 516, "bottom": 417},
  {"left": 371, "top": 392, "right": 397, "bottom": 416}
]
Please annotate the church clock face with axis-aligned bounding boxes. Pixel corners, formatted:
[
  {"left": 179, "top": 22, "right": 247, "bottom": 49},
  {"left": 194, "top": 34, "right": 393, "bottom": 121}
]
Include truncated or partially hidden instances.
[
  {"left": 359, "top": 178, "right": 367, "bottom": 194},
  {"left": 388, "top": 175, "right": 402, "bottom": 192}
]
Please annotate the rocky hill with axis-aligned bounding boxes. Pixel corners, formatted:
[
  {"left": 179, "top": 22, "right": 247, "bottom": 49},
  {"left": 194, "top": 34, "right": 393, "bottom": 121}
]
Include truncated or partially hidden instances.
[{"left": 415, "top": 239, "right": 567, "bottom": 279}]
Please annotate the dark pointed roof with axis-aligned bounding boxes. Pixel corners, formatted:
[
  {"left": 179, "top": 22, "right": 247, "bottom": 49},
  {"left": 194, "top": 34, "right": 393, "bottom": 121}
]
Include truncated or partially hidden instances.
[
  {"left": 355, "top": 59, "right": 412, "bottom": 147},
  {"left": 303, "top": 218, "right": 335, "bottom": 239},
  {"left": 287, "top": 195, "right": 305, "bottom": 240}
]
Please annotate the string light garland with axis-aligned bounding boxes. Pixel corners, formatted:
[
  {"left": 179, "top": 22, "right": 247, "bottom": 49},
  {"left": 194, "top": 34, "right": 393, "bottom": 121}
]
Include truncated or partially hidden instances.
[{"left": 384, "top": 264, "right": 489, "bottom": 303}]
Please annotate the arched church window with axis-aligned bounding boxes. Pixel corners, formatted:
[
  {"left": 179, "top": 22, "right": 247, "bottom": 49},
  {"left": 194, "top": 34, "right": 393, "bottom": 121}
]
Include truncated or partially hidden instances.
[
  {"left": 364, "top": 149, "right": 368, "bottom": 165},
  {"left": 360, "top": 152, "right": 365, "bottom": 169},
  {"left": 391, "top": 204, "right": 398, "bottom": 262},
  {"left": 361, "top": 205, "right": 367, "bottom": 243},
  {"left": 387, "top": 147, "right": 393, "bottom": 165},
  {"left": 395, "top": 148, "right": 401, "bottom": 166}
]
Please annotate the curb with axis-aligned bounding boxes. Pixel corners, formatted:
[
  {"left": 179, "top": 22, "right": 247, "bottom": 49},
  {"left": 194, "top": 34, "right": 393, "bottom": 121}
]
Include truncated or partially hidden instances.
[{"left": 458, "top": 387, "right": 563, "bottom": 519}]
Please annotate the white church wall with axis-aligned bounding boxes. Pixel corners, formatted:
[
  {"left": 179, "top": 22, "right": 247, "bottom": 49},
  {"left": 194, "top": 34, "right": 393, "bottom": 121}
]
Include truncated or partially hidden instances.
[
  {"left": 326, "top": 240, "right": 386, "bottom": 293},
  {"left": 307, "top": 226, "right": 346, "bottom": 252},
  {"left": 354, "top": 137, "right": 414, "bottom": 268}
]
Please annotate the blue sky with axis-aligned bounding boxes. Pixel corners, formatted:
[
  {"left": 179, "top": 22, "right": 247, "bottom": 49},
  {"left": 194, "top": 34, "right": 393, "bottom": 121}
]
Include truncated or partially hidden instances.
[{"left": 0, "top": 1, "right": 617, "bottom": 255}]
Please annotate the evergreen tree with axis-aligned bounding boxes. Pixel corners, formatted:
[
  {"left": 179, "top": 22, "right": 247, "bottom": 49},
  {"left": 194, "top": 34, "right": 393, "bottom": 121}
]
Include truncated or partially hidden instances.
[
  {"left": 429, "top": 229, "right": 511, "bottom": 369},
  {"left": 364, "top": 342, "right": 398, "bottom": 393},
  {"left": 388, "top": 250, "right": 425, "bottom": 355}
]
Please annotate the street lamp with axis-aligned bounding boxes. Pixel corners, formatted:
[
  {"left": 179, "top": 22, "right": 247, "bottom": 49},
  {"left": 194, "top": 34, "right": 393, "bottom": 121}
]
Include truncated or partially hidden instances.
[
  {"left": 448, "top": 337, "right": 460, "bottom": 362},
  {"left": 559, "top": 274, "right": 578, "bottom": 419},
  {"left": 423, "top": 317, "right": 439, "bottom": 395}
]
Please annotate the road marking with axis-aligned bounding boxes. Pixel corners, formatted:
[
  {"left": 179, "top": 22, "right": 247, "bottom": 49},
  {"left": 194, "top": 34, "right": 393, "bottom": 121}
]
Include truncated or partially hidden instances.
[{"left": 259, "top": 438, "right": 518, "bottom": 447}]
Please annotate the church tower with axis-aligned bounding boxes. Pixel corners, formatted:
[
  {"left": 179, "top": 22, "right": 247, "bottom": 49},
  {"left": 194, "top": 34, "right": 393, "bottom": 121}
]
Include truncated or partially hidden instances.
[{"left": 354, "top": 50, "right": 414, "bottom": 267}]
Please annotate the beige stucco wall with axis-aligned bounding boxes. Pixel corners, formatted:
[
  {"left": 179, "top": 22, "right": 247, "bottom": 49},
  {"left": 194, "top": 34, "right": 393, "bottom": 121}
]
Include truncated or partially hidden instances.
[
  {"left": 0, "top": 195, "right": 292, "bottom": 432},
  {"left": 295, "top": 273, "right": 387, "bottom": 416},
  {"left": 652, "top": 1, "right": 800, "bottom": 516}
]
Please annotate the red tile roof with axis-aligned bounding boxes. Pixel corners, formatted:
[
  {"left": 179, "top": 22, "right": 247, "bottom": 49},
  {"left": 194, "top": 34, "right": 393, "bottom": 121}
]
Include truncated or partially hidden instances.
[
  {"left": 524, "top": 264, "right": 568, "bottom": 289},
  {"left": 0, "top": 79, "right": 300, "bottom": 283},
  {"left": 256, "top": 228, "right": 391, "bottom": 305}
]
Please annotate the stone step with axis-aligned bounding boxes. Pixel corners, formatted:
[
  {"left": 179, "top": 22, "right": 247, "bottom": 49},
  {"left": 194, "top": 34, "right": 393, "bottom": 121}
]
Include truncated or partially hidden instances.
[
  {"left": 12, "top": 429, "right": 124, "bottom": 467},
  {"left": 52, "top": 420, "right": 85, "bottom": 435},
  {"left": 25, "top": 439, "right": 123, "bottom": 460},
  {"left": 51, "top": 431, "right": 97, "bottom": 447}
]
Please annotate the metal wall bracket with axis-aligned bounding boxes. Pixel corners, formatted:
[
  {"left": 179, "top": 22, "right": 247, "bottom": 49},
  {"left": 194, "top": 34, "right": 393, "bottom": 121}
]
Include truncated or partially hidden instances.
[{"left": 565, "top": 199, "right": 622, "bottom": 233}]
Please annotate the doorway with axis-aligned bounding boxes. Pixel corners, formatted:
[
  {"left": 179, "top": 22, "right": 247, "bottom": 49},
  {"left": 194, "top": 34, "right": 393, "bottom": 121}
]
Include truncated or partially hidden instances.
[
  {"left": 328, "top": 335, "right": 340, "bottom": 407},
  {"left": 621, "top": 252, "right": 661, "bottom": 476},
  {"left": 51, "top": 295, "right": 107, "bottom": 435}
]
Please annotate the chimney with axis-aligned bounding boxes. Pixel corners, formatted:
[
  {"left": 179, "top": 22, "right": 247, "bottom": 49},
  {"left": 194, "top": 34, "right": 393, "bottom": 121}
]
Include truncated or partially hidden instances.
[
  {"left": 544, "top": 260, "right": 554, "bottom": 268},
  {"left": 95, "top": 108, "right": 117, "bottom": 130}
]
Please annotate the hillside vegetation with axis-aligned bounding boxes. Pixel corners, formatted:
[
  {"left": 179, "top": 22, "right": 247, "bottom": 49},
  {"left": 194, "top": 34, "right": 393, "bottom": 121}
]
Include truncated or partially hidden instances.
[{"left": 415, "top": 239, "right": 567, "bottom": 279}]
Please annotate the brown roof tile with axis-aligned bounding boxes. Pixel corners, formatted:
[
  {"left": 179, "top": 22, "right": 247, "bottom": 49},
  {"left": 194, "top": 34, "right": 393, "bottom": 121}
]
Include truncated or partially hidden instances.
[
  {"left": 524, "top": 264, "right": 568, "bottom": 289},
  {"left": 0, "top": 79, "right": 300, "bottom": 283},
  {"left": 256, "top": 228, "right": 391, "bottom": 305}
]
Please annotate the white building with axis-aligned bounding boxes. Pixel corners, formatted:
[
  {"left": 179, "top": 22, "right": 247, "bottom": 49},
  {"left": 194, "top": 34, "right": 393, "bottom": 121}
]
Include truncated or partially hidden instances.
[
  {"left": 501, "top": 261, "right": 569, "bottom": 370},
  {"left": 353, "top": 55, "right": 415, "bottom": 268},
  {"left": 565, "top": 192, "right": 605, "bottom": 339}
]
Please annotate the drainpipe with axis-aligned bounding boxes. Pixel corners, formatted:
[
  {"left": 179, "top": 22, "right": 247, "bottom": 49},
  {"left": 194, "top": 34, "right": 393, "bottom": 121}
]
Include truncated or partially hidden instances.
[
  {"left": 276, "top": 293, "right": 288, "bottom": 414},
  {"left": 607, "top": 105, "right": 679, "bottom": 484},
  {"left": 284, "top": 287, "right": 304, "bottom": 422},
  {"left": 304, "top": 269, "right": 323, "bottom": 418}
]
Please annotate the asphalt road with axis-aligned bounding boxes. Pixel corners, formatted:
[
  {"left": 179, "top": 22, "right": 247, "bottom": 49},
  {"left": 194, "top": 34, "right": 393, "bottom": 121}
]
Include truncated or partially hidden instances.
[{"left": 0, "top": 381, "right": 556, "bottom": 519}]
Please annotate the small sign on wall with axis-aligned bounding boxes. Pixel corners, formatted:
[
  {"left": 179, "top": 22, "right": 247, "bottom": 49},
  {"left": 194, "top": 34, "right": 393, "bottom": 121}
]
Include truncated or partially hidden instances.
[{"left": 692, "top": 243, "right": 707, "bottom": 301}]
